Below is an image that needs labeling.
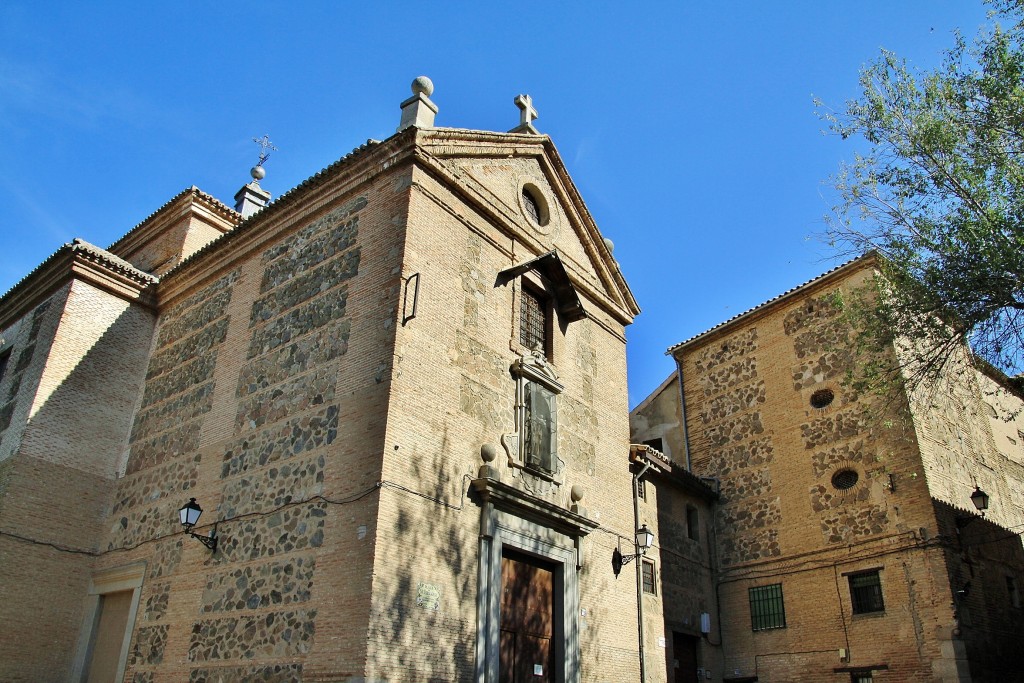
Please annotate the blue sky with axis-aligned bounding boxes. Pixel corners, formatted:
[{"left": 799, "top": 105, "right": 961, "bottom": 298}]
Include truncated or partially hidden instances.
[{"left": 0, "top": 1, "right": 994, "bottom": 407}]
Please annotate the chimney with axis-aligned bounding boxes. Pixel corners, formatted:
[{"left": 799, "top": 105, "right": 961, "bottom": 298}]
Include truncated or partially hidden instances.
[
  {"left": 234, "top": 165, "right": 271, "bottom": 218},
  {"left": 397, "top": 76, "right": 438, "bottom": 132}
]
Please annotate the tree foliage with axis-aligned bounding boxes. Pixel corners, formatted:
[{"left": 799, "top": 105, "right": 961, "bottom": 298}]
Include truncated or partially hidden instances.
[{"left": 820, "top": 1, "right": 1024, "bottom": 389}]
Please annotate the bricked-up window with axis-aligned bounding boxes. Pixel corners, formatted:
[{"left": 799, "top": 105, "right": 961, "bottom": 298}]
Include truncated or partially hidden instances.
[
  {"left": 849, "top": 571, "right": 885, "bottom": 614},
  {"left": 686, "top": 506, "right": 699, "bottom": 540},
  {"left": 1008, "top": 576, "right": 1021, "bottom": 608},
  {"left": 520, "top": 285, "right": 550, "bottom": 358},
  {"left": 749, "top": 583, "right": 786, "bottom": 631},
  {"left": 642, "top": 559, "right": 657, "bottom": 595},
  {"left": 524, "top": 381, "right": 557, "bottom": 472}
]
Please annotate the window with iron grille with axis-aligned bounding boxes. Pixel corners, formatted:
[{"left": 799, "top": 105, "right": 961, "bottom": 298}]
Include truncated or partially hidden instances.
[
  {"left": 642, "top": 559, "right": 657, "bottom": 595},
  {"left": 749, "top": 583, "right": 786, "bottom": 631},
  {"left": 520, "top": 285, "right": 549, "bottom": 357},
  {"left": 850, "top": 672, "right": 873, "bottom": 683},
  {"left": 849, "top": 570, "right": 884, "bottom": 614},
  {"left": 636, "top": 477, "right": 646, "bottom": 501}
]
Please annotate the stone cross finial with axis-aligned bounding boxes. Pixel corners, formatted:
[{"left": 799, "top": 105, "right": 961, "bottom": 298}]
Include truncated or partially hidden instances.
[{"left": 510, "top": 94, "right": 540, "bottom": 134}]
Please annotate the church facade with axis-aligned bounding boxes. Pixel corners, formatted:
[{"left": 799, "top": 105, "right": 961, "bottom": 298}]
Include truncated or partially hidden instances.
[{"left": 0, "top": 80, "right": 661, "bottom": 682}]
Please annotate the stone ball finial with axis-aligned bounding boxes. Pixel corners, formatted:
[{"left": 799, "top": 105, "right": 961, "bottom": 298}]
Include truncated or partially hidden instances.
[
  {"left": 480, "top": 443, "right": 497, "bottom": 463},
  {"left": 411, "top": 76, "right": 434, "bottom": 97},
  {"left": 251, "top": 165, "right": 266, "bottom": 182},
  {"left": 570, "top": 484, "right": 584, "bottom": 503},
  {"left": 603, "top": 237, "right": 615, "bottom": 254}
]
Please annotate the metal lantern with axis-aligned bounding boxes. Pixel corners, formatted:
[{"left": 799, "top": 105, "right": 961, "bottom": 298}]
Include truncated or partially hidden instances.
[
  {"left": 635, "top": 524, "right": 654, "bottom": 550},
  {"left": 179, "top": 497, "right": 203, "bottom": 530},
  {"left": 970, "top": 486, "right": 990, "bottom": 512}
]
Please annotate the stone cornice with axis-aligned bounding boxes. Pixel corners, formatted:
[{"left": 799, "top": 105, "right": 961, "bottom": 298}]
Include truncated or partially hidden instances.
[
  {"left": 0, "top": 240, "right": 157, "bottom": 330},
  {"left": 414, "top": 129, "right": 639, "bottom": 320},
  {"left": 107, "top": 187, "right": 240, "bottom": 262},
  {"left": 156, "top": 136, "right": 411, "bottom": 309},
  {"left": 471, "top": 477, "right": 599, "bottom": 537}
]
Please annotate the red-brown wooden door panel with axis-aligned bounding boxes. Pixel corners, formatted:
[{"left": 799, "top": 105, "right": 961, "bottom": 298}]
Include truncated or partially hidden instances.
[{"left": 500, "top": 553, "right": 554, "bottom": 683}]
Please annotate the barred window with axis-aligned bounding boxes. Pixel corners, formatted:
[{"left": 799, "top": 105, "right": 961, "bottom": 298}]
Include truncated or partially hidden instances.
[
  {"left": 642, "top": 559, "right": 657, "bottom": 595},
  {"left": 851, "top": 672, "right": 873, "bottom": 683},
  {"left": 749, "top": 583, "right": 786, "bottom": 631},
  {"left": 524, "top": 380, "right": 557, "bottom": 472},
  {"left": 849, "top": 571, "right": 885, "bottom": 614},
  {"left": 520, "top": 286, "right": 549, "bottom": 357}
]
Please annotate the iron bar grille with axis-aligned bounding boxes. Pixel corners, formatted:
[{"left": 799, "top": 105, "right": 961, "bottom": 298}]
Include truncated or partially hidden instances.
[
  {"left": 520, "top": 286, "right": 548, "bottom": 356},
  {"left": 849, "top": 571, "right": 884, "bottom": 614},
  {"left": 748, "top": 583, "right": 786, "bottom": 631},
  {"left": 642, "top": 560, "right": 657, "bottom": 595}
]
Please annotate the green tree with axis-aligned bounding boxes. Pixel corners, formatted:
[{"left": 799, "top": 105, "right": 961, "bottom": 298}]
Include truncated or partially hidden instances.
[{"left": 820, "top": 1, "right": 1024, "bottom": 390}]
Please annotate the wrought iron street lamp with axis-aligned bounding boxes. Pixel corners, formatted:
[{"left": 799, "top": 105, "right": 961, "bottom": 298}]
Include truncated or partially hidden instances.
[
  {"left": 178, "top": 498, "right": 218, "bottom": 552},
  {"left": 611, "top": 524, "right": 654, "bottom": 577}
]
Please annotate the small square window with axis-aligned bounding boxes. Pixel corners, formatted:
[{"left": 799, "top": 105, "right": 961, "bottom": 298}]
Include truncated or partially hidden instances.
[
  {"left": 849, "top": 570, "right": 885, "bottom": 614},
  {"left": 636, "top": 477, "right": 646, "bottom": 501},
  {"left": 642, "top": 437, "right": 663, "bottom": 453},
  {"left": 749, "top": 583, "right": 786, "bottom": 631},
  {"left": 641, "top": 559, "right": 657, "bottom": 595},
  {"left": 851, "top": 672, "right": 873, "bottom": 683}
]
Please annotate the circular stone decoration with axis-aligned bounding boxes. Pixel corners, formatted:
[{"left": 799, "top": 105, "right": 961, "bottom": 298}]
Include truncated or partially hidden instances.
[
  {"left": 831, "top": 468, "right": 860, "bottom": 490},
  {"left": 810, "top": 388, "right": 835, "bottom": 410}
]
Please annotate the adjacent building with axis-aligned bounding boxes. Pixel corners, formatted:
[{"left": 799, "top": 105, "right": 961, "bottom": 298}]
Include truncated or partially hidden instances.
[{"left": 632, "top": 255, "right": 1024, "bottom": 682}]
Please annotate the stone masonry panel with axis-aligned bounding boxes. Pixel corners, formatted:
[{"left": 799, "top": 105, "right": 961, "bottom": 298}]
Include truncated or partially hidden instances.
[
  {"left": 809, "top": 482, "right": 873, "bottom": 512},
  {"left": 699, "top": 380, "right": 766, "bottom": 424},
  {"left": 189, "top": 664, "right": 303, "bottom": 683},
  {"left": 235, "top": 366, "right": 337, "bottom": 432},
  {"left": 250, "top": 250, "right": 360, "bottom": 323},
  {"left": 801, "top": 408, "right": 866, "bottom": 449},
  {"left": 112, "top": 453, "right": 200, "bottom": 514},
  {"left": 705, "top": 412, "right": 764, "bottom": 448},
  {"left": 144, "top": 583, "right": 170, "bottom": 622},
  {"left": 215, "top": 503, "right": 326, "bottom": 563},
  {"left": 697, "top": 356, "right": 758, "bottom": 398},
  {"left": 127, "top": 421, "right": 203, "bottom": 474},
  {"left": 694, "top": 328, "right": 758, "bottom": 373},
  {"left": 140, "top": 353, "right": 218, "bottom": 408},
  {"left": 782, "top": 292, "right": 841, "bottom": 336},
  {"left": 221, "top": 455, "right": 325, "bottom": 519},
  {"left": 791, "top": 317, "right": 849, "bottom": 359},
  {"left": 248, "top": 290, "right": 350, "bottom": 359},
  {"left": 451, "top": 331, "right": 508, "bottom": 389},
  {"left": 221, "top": 405, "right": 338, "bottom": 479},
  {"left": 147, "top": 318, "right": 229, "bottom": 380},
  {"left": 718, "top": 467, "right": 772, "bottom": 502},
  {"left": 200, "top": 556, "right": 315, "bottom": 613},
  {"left": 237, "top": 323, "right": 349, "bottom": 399},
  {"left": 188, "top": 609, "right": 317, "bottom": 662},
  {"left": 459, "top": 374, "right": 508, "bottom": 433},
  {"left": 792, "top": 350, "right": 854, "bottom": 390},
  {"left": 707, "top": 438, "right": 775, "bottom": 478},
  {"left": 129, "top": 625, "right": 168, "bottom": 666},
  {"left": 260, "top": 197, "right": 365, "bottom": 276},
  {"left": 147, "top": 538, "right": 183, "bottom": 580},
  {"left": 156, "top": 288, "right": 232, "bottom": 349},
  {"left": 818, "top": 503, "right": 888, "bottom": 544},
  {"left": 718, "top": 496, "right": 782, "bottom": 532},
  {"left": 810, "top": 442, "right": 866, "bottom": 478},
  {"left": 131, "top": 383, "right": 215, "bottom": 444},
  {"left": 720, "top": 527, "right": 780, "bottom": 566}
]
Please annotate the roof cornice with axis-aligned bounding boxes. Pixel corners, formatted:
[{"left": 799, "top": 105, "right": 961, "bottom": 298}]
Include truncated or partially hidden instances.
[
  {"left": 667, "top": 253, "right": 879, "bottom": 356},
  {"left": 0, "top": 240, "right": 158, "bottom": 330}
]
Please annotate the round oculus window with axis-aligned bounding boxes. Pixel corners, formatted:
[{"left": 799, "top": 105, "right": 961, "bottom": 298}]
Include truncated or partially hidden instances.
[
  {"left": 520, "top": 183, "right": 550, "bottom": 229},
  {"left": 810, "top": 388, "right": 835, "bottom": 409},
  {"left": 831, "top": 469, "right": 859, "bottom": 490}
]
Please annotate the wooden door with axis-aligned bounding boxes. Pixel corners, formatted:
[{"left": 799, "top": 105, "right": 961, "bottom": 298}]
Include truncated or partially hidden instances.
[
  {"left": 672, "top": 632, "right": 699, "bottom": 683},
  {"left": 500, "top": 553, "right": 555, "bottom": 683}
]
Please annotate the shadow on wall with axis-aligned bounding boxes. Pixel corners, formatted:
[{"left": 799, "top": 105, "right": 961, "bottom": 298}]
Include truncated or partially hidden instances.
[{"left": 933, "top": 497, "right": 1024, "bottom": 682}]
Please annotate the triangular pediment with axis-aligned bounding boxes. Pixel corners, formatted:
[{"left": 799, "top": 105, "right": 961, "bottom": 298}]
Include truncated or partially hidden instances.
[{"left": 413, "top": 130, "right": 639, "bottom": 324}]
